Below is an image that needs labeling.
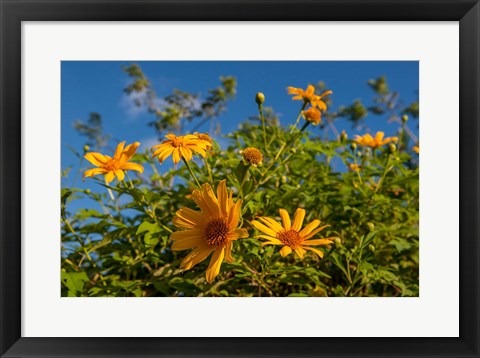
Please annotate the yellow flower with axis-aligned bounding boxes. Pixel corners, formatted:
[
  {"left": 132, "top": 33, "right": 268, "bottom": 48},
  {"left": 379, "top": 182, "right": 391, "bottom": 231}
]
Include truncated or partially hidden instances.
[
  {"left": 354, "top": 131, "right": 398, "bottom": 148},
  {"left": 170, "top": 180, "right": 249, "bottom": 283},
  {"left": 348, "top": 163, "right": 361, "bottom": 172},
  {"left": 303, "top": 107, "right": 322, "bottom": 125},
  {"left": 83, "top": 141, "right": 144, "bottom": 184},
  {"left": 193, "top": 132, "right": 214, "bottom": 150},
  {"left": 287, "top": 85, "right": 332, "bottom": 111},
  {"left": 412, "top": 145, "right": 419, "bottom": 154},
  {"left": 151, "top": 133, "right": 210, "bottom": 164},
  {"left": 242, "top": 147, "right": 263, "bottom": 166},
  {"left": 251, "top": 208, "right": 334, "bottom": 259}
]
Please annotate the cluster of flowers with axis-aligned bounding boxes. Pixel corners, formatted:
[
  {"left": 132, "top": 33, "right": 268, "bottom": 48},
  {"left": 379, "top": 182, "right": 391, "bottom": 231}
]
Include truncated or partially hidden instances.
[{"left": 81, "top": 85, "right": 412, "bottom": 283}]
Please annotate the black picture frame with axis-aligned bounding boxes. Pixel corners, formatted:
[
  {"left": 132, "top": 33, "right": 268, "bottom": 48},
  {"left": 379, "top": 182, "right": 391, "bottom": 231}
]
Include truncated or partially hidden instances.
[{"left": 1, "top": 0, "right": 479, "bottom": 357}]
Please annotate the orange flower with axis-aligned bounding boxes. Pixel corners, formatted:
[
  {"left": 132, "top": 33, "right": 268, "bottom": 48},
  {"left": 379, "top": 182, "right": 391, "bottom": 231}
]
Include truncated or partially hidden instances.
[
  {"left": 151, "top": 133, "right": 210, "bottom": 164},
  {"left": 287, "top": 85, "right": 332, "bottom": 111},
  {"left": 170, "top": 180, "right": 248, "bottom": 283},
  {"left": 193, "top": 132, "right": 214, "bottom": 150},
  {"left": 251, "top": 208, "right": 335, "bottom": 259},
  {"left": 412, "top": 145, "right": 419, "bottom": 154},
  {"left": 354, "top": 131, "right": 398, "bottom": 148},
  {"left": 241, "top": 147, "right": 263, "bottom": 166},
  {"left": 303, "top": 107, "right": 322, "bottom": 125},
  {"left": 348, "top": 163, "right": 361, "bottom": 172},
  {"left": 83, "top": 141, "right": 143, "bottom": 184}
]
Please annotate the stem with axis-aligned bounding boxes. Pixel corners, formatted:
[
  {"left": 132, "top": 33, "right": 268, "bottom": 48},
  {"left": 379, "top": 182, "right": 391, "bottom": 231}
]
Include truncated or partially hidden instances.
[
  {"left": 241, "top": 121, "right": 314, "bottom": 204},
  {"left": 125, "top": 172, "right": 134, "bottom": 189},
  {"left": 203, "top": 156, "right": 214, "bottom": 184},
  {"left": 352, "top": 148, "right": 363, "bottom": 185},
  {"left": 239, "top": 165, "right": 251, "bottom": 200},
  {"left": 63, "top": 218, "right": 106, "bottom": 286},
  {"left": 327, "top": 118, "right": 340, "bottom": 138},
  {"left": 258, "top": 104, "right": 268, "bottom": 153},
  {"left": 270, "top": 104, "right": 308, "bottom": 164},
  {"left": 374, "top": 153, "right": 391, "bottom": 194},
  {"left": 105, "top": 176, "right": 115, "bottom": 200},
  {"left": 289, "top": 102, "right": 307, "bottom": 134},
  {"left": 182, "top": 158, "right": 201, "bottom": 189}
]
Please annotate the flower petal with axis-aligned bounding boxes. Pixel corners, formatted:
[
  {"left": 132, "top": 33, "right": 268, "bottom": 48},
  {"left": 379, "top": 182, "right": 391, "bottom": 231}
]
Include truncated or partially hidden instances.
[
  {"left": 299, "top": 219, "right": 321, "bottom": 237},
  {"left": 170, "top": 229, "right": 204, "bottom": 242},
  {"left": 303, "top": 246, "right": 325, "bottom": 259},
  {"left": 278, "top": 209, "right": 291, "bottom": 231},
  {"left": 227, "top": 200, "right": 242, "bottom": 229},
  {"left": 280, "top": 246, "right": 292, "bottom": 257},
  {"left": 224, "top": 242, "right": 234, "bottom": 263},
  {"left": 305, "top": 85, "right": 315, "bottom": 97},
  {"left": 84, "top": 152, "right": 108, "bottom": 166},
  {"left": 189, "top": 145, "right": 207, "bottom": 157},
  {"left": 156, "top": 147, "right": 175, "bottom": 163},
  {"left": 294, "top": 246, "right": 306, "bottom": 259},
  {"left": 171, "top": 235, "right": 205, "bottom": 251},
  {"left": 205, "top": 247, "right": 225, "bottom": 283},
  {"left": 302, "top": 225, "right": 330, "bottom": 240},
  {"left": 257, "top": 217, "right": 284, "bottom": 233},
  {"left": 251, "top": 220, "right": 278, "bottom": 237},
  {"left": 287, "top": 87, "right": 302, "bottom": 95},
  {"left": 228, "top": 228, "right": 248, "bottom": 241},
  {"left": 181, "top": 246, "right": 213, "bottom": 270},
  {"left": 291, "top": 208, "right": 306, "bottom": 231},
  {"left": 174, "top": 207, "right": 204, "bottom": 228},
  {"left": 375, "top": 131, "right": 385, "bottom": 143},
  {"left": 105, "top": 171, "right": 115, "bottom": 184},
  {"left": 121, "top": 141, "right": 140, "bottom": 162},
  {"left": 115, "top": 169, "right": 125, "bottom": 181},
  {"left": 217, "top": 180, "right": 229, "bottom": 217},
  {"left": 179, "top": 147, "right": 193, "bottom": 162},
  {"left": 114, "top": 141, "right": 126, "bottom": 160},
  {"left": 83, "top": 167, "right": 107, "bottom": 178},
  {"left": 302, "top": 238, "right": 333, "bottom": 246},
  {"left": 172, "top": 148, "right": 182, "bottom": 164},
  {"left": 121, "top": 162, "right": 144, "bottom": 173}
]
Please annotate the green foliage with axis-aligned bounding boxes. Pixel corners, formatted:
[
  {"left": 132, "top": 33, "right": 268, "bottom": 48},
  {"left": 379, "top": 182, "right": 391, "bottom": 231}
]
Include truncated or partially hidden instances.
[{"left": 62, "top": 71, "right": 419, "bottom": 297}]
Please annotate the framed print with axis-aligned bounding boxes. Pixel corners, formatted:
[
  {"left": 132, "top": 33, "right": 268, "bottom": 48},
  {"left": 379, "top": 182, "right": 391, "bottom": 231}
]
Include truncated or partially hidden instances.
[{"left": 1, "top": 0, "right": 479, "bottom": 357}]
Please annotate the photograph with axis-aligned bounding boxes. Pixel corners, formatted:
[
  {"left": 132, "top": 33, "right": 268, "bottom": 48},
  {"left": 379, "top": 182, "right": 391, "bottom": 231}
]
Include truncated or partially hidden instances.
[{"left": 61, "top": 61, "right": 419, "bottom": 297}]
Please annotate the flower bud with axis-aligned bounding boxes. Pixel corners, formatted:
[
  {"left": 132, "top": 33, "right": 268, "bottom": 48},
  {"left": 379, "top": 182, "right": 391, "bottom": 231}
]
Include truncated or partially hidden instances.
[
  {"left": 388, "top": 144, "right": 396, "bottom": 154},
  {"left": 368, "top": 244, "right": 375, "bottom": 252},
  {"left": 255, "top": 92, "right": 265, "bottom": 105},
  {"left": 242, "top": 147, "right": 263, "bottom": 166},
  {"left": 303, "top": 107, "right": 321, "bottom": 125},
  {"left": 340, "top": 130, "right": 348, "bottom": 143},
  {"left": 401, "top": 114, "right": 408, "bottom": 122},
  {"left": 334, "top": 237, "right": 342, "bottom": 245},
  {"left": 367, "top": 222, "right": 375, "bottom": 232},
  {"left": 83, "top": 145, "right": 90, "bottom": 152},
  {"left": 350, "top": 143, "right": 357, "bottom": 151}
]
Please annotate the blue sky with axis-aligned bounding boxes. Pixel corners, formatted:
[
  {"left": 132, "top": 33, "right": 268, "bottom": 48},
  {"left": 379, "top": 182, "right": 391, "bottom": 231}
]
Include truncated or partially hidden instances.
[{"left": 61, "top": 61, "right": 418, "bottom": 192}]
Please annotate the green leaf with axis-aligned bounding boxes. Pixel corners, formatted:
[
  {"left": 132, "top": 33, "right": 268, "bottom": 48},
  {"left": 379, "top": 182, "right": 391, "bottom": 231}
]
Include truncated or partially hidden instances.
[
  {"left": 234, "top": 161, "right": 249, "bottom": 183},
  {"left": 61, "top": 272, "right": 89, "bottom": 296},
  {"left": 136, "top": 221, "right": 161, "bottom": 247}
]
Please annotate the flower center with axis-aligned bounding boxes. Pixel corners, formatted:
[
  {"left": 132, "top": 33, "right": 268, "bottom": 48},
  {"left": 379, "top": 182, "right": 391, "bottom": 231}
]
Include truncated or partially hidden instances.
[
  {"left": 103, "top": 158, "right": 120, "bottom": 171},
  {"left": 172, "top": 137, "right": 184, "bottom": 147},
  {"left": 204, "top": 219, "right": 229, "bottom": 247},
  {"left": 277, "top": 229, "right": 303, "bottom": 248},
  {"left": 243, "top": 148, "right": 263, "bottom": 165}
]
